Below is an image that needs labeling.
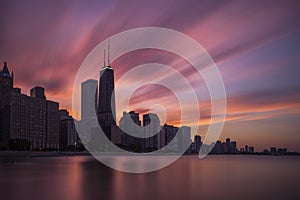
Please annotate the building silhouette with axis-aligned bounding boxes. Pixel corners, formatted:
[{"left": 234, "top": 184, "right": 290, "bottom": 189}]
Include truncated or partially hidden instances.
[
  {"left": 226, "top": 138, "right": 231, "bottom": 154},
  {"left": 230, "top": 141, "right": 237, "bottom": 153},
  {"left": 81, "top": 79, "right": 98, "bottom": 120},
  {"left": 0, "top": 62, "right": 13, "bottom": 148},
  {"left": 178, "top": 126, "right": 191, "bottom": 153},
  {"left": 162, "top": 124, "right": 179, "bottom": 152},
  {"left": 143, "top": 113, "right": 160, "bottom": 151},
  {"left": 194, "top": 135, "right": 202, "bottom": 153},
  {"left": 80, "top": 79, "right": 98, "bottom": 143},
  {"left": 0, "top": 62, "right": 59, "bottom": 150},
  {"left": 97, "top": 45, "right": 116, "bottom": 140},
  {"left": 119, "top": 111, "right": 142, "bottom": 151},
  {"left": 249, "top": 146, "right": 254, "bottom": 153},
  {"left": 211, "top": 138, "right": 237, "bottom": 154},
  {"left": 80, "top": 46, "right": 121, "bottom": 150},
  {"left": 78, "top": 45, "right": 193, "bottom": 153},
  {"left": 59, "top": 109, "right": 78, "bottom": 150},
  {"left": 119, "top": 111, "right": 190, "bottom": 153},
  {"left": 214, "top": 141, "right": 223, "bottom": 154},
  {"left": 160, "top": 124, "right": 191, "bottom": 153},
  {"left": 270, "top": 147, "right": 276, "bottom": 153}
]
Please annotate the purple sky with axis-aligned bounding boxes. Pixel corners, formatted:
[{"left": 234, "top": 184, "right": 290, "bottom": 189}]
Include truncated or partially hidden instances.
[{"left": 1, "top": 0, "right": 300, "bottom": 151}]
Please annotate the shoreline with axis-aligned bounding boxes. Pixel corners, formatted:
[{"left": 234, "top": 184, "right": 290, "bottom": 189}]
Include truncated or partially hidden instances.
[
  {"left": 0, "top": 151, "right": 91, "bottom": 158},
  {"left": 0, "top": 151, "right": 299, "bottom": 158}
]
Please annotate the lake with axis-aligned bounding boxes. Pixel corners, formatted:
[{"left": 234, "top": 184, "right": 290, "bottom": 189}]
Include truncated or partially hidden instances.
[{"left": 0, "top": 155, "right": 299, "bottom": 200}]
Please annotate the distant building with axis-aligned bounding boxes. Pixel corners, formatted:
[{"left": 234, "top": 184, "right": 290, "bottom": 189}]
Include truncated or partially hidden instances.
[
  {"left": 0, "top": 62, "right": 59, "bottom": 150},
  {"left": 200, "top": 143, "right": 212, "bottom": 154},
  {"left": 162, "top": 124, "right": 179, "bottom": 152},
  {"left": 249, "top": 146, "right": 254, "bottom": 153},
  {"left": 194, "top": 135, "right": 202, "bottom": 153},
  {"left": 119, "top": 111, "right": 143, "bottom": 151},
  {"left": 230, "top": 141, "right": 237, "bottom": 154},
  {"left": 80, "top": 79, "right": 99, "bottom": 143},
  {"left": 265, "top": 147, "right": 288, "bottom": 155},
  {"left": 111, "top": 125, "right": 122, "bottom": 145},
  {"left": 226, "top": 138, "right": 231, "bottom": 154},
  {"left": 81, "top": 79, "right": 98, "bottom": 120},
  {"left": 263, "top": 149, "right": 269, "bottom": 154},
  {"left": 277, "top": 148, "right": 287, "bottom": 154},
  {"left": 143, "top": 113, "right": 160, "bottom": 150},
  {"left": 270, "top": 147, "right": 277, "bottom": 153},
  {"left": 213, "top": 141, "right": 222, "bottom": 154},
  {"left": 222, "top": 142, "right": 227, "bottom": 153},
  {"left": 97, "top": 47, "right": 116, "bottom": 139},
  {"left": 46, "top": 100, "right": 60, "bottom": 149},
  {"left": 119, "top": 112, "right": 191, "bottom": 153},
  {"left": 178, "top": 126, "right": 191, "bottom": 153},
  {"left": 159, "top": 127, "right": 165, "bottom": 149},
  {"left": 190, "top": 142, "right": 195, "bottom": 152},
  {"left": 59, "top": 109, "right": 77, "bottom": 149}
]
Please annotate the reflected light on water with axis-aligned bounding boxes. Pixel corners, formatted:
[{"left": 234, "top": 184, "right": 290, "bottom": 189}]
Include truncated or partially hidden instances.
[{"left": 0, "top": 156, "right": 299, "bottom": 200}]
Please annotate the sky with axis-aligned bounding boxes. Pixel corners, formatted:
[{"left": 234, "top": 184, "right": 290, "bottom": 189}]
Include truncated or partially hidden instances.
[{"left": 0, "top": 0, "right": 300, "bottom": 151}]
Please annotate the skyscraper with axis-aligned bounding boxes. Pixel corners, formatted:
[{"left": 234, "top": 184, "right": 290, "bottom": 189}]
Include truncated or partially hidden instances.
[
  {"left": 59, "top": 109, "right": 78, "bottom": 149},
  {"left": 0, "top": 62, "right": 59, "bottom": 150},
  {"left": 81, "top": 79, "right": 98, "bottom": 120},
  {"left": 230, "top": 141, "right": 237, "bottom": 154},
  {"left": 143, "top": 113, "right": 160, "bottom": 150},
  {"left": 178, "top": 126, "right": 191, "bottom": 153},
  {"left": 119, "top": 111, "right": 142, "bottom": 151},
  {"left": 194, "top": 135, "right": 202, "bottom": 153},
  {"left": 163, "top": 124, "right": 179, "bottom": 152},
  {"left": 97, "top": 45, "right": 116, "bottom": 139},
  {"left": 0, "top": 62, "right": 13, "bottom": 105},
  {"left": 97, "top": 46, "right": 116, "bottom": 127},
  {"left": 80, "top": 79, "right": 98, "bottom": 143},
  {"left": 226, "top": 138, "right": 231, "bottom": 154},
  {"left": 0, "top": 62, "right": 13, "bottom": 148}
]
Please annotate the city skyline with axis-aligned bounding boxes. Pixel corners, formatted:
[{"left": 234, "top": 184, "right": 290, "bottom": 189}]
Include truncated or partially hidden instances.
[
  {"left": 0, "top": 60, "right": 294, "bottom": 154},
  {"left": 0, "top": 62, "right": 60, "bottom": 150},
  {"left": 0, "top": 1, "right": 300, "bottom": 152}
]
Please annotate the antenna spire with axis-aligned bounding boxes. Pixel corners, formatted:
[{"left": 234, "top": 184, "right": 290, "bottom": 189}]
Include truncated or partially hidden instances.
[
  {"left": 104, "top": 49, "right": 106, "bottom": 67},
  {"left": 108, "top": 39, "right": 110, "bottom": 66}
]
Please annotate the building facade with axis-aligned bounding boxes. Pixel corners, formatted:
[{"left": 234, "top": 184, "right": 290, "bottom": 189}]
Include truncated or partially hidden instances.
[
  {"left": 119, "top": 111, "right": 143, "bottom": 151},
  {"left": 162, "top": 124, "right": 179, "bottom": 152},
  {"left": 178, "top": 126, "right": 191, "bottom": 153},
  {"left": 80, "top": 79, "right": 99, "bottom": 143},
  {"left": 194, "top": 135, "right": 202, "bottom": 153},
  {"left": 59, "top": 109, "right": 77, "bottom": 149},
  {"left": 143, "top": 113, "right": 160, "bottom": 150},
  {"left": 94, "top": 47, "right": 117, "bottom": 145},
  {"left": 97, "top": 56, "right": 116, "bottom": 128},
  {"left": 0, "top": 62, "right": 59, "bottom": 150}
]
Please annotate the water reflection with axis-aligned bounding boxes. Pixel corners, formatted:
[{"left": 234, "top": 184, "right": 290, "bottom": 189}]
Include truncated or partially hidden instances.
[{"left": 0, "top": 156, "right": 299, "bottom": 200}]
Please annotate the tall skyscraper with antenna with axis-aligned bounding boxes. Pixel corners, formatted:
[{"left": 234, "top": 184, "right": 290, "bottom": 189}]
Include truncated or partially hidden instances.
[{"left": 97, "top": 42, "right": 116, "bottom": 138}]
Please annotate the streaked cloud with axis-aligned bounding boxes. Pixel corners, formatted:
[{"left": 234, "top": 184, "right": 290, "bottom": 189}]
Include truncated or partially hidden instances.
[{"left": 1, "top": 0, "right": 299, "bottom": 150}]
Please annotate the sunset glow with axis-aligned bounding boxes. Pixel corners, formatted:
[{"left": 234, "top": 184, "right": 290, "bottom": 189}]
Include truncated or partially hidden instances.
[{"left": 1, "top": 0, "right": 299, "bottom": 151}]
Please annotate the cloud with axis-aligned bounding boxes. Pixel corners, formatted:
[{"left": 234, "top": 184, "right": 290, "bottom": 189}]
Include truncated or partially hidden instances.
[{"left": 1, "top": 0, "right": 300, "bottom": 150}]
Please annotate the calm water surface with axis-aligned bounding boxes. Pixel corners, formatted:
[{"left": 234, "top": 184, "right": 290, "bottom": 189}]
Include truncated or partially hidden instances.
[{"left": 0, "top": 155, "right": 299, "bottom": 200}]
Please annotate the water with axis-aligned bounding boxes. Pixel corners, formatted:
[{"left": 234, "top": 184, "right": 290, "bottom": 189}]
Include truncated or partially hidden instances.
[{"left": 0, "top": 155, "right": 299, "bottom": 200}]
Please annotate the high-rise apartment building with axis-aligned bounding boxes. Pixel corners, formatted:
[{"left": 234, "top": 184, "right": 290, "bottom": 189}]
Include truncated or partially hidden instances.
[
  {"left": 0, "top": 62, "right": 59, "bottom": 150},
  {"left": 59, "top": 109, "right": 77, "bottom": 148},
  {"left": 143, "top": 113, "right": 160, "bottom": 150}
]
